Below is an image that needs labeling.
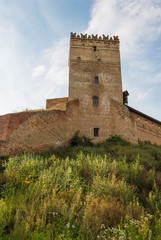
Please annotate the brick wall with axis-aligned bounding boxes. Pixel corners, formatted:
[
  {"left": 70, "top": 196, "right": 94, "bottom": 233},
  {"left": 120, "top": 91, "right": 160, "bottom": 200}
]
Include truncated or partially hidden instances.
[
  {"left": 0, "top": 110, "right": 67, "bottom": 156},
  {"left": 129, "top": 109, "right": 161, "bottom": 145},
  {"left": 46, "top": 97, "right": 68, "bottom": 110}
]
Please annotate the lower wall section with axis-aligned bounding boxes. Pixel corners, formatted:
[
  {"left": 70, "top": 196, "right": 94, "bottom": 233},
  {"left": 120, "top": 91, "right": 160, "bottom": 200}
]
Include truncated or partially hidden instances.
[
  {"left": 110, "top": 100, "right": 138, "bottom": 144},
  {"left": 0, "top": 110, "right": 67, "bottom": 156}
]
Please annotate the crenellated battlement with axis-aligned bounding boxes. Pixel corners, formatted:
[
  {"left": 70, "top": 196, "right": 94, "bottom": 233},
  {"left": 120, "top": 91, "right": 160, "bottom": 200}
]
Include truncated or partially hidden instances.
[{"left": 70, "top": 32, "right": 119, "bottom": 42}]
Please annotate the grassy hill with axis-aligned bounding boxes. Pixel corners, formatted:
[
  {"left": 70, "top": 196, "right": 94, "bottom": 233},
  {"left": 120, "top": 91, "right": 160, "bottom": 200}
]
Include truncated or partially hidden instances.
[{"left": 1, "top": 135, "right": 161, "bottom": 239}]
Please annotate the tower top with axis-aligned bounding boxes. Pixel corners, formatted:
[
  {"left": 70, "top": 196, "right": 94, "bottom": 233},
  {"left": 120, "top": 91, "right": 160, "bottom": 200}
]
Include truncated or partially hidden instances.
[{"left": 70, "top": 32, "right": 119, "bottom": 42}]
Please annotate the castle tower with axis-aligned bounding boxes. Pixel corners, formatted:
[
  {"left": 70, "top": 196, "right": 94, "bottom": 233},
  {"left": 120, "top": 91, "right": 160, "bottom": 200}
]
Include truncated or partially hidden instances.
[
  {"left": 68, "top": 33, "right": 123, "bottom": 141},
  {"left": 69, "top": 33, "right": 123, "bottom": 103}
]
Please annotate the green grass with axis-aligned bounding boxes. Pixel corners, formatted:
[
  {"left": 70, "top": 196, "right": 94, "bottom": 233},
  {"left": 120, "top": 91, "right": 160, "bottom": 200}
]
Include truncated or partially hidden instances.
[{"left": 1, "top": 136, "right": 161, "bottom": 239}]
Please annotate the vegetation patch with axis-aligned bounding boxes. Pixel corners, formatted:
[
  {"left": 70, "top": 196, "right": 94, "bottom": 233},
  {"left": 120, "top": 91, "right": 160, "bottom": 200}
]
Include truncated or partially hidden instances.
[{"left": 1, "top": 136, "right": 161, "bottom": 239}]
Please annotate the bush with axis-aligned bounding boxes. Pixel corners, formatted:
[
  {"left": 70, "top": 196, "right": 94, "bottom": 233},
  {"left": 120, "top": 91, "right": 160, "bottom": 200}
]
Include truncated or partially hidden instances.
[
  {"left": 70, "top": 131, "right": 93, "bottom": 147},
  {"left": 104, "top": 135, "right": 131, "bottom": 146}
]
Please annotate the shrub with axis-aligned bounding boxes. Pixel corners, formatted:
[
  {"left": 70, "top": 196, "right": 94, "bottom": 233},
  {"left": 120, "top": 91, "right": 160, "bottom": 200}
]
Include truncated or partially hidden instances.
[
  {"left": 70, "top": 131, "right": 93, "bottom": 147},
  {"left": 104, "top": 135, "right": 131, "bottom": 146}
]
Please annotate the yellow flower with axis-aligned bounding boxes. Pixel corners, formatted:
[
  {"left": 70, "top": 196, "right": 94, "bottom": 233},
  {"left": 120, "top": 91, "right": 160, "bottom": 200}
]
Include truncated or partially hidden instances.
[{"left": 24, "top": 177, "right": 31, "bottom": 184}]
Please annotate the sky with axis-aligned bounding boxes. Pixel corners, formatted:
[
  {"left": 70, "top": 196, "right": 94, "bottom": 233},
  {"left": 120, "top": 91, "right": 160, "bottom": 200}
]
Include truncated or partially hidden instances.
[{"left": 0, "top": 0, "right": 161, "bottom": 120}]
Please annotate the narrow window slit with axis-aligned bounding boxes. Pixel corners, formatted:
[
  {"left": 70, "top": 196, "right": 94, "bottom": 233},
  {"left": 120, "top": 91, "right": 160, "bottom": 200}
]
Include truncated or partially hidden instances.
[{"left": 94, "top": 128, "right": 99, "bottom": 137}]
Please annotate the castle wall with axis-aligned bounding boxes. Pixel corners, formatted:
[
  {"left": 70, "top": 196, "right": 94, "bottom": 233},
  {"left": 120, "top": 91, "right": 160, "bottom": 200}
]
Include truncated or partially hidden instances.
[
  {"left": 0, "top": 112, "right": 36, "bottom": 141},
  {"left": 0, "top": 110, "right": 67, "bottom": 156},
  {"left": 46, "top": 97, "right": 68, "bottom": 110},
  {"left": 110, "top": 100, "right": 138, "bottom": 143},
  {"left": 128, "top": 107, "right": 161, "bottom": 145}
]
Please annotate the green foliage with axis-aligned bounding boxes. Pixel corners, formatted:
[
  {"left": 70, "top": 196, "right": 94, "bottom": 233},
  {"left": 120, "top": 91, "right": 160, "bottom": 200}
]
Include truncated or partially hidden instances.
[
  {"left": 1, "top": 139, "right": 161, "bottom": 239},
  {"left": 70, "top": 131, "right": 93, "bottom": 147},
  {"left": 104, "top": 135, "right": 131, "bottom": 146}
]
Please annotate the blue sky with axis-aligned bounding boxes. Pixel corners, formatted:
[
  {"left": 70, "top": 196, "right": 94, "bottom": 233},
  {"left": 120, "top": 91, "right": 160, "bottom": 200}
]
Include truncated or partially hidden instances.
[{"left": 0, "top": 0, "right": 161, "bottom": 120}]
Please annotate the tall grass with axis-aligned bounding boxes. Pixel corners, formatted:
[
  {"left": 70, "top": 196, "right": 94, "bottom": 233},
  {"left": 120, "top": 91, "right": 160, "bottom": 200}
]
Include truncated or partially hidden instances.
[{"left": 1, "top": 136, "right": 161, "bottom": 239}]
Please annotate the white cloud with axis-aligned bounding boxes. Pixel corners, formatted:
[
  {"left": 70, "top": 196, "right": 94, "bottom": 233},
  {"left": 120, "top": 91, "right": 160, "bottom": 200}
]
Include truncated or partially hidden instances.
[
  {"left": 0, "top": 1, "right": 69, "bottom": 115},
  {"left": 135, "top": 88, "right": 154, "bottom": 102},
  {"left": 85, "top": 0, "right": 161, "bottom": 119},
  {"left": 32, "top": 65, "right": 46, "bottom": 78},
  {"left": 86, "top": 0, "right": 161, "bottom": 55},
  {"left": 31, "top": 38, "right": 69, "bottom": 100}
]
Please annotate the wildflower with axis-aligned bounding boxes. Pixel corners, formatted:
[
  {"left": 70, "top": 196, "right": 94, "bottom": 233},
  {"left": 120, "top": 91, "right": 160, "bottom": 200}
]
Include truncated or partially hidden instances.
[
  {"left": 66, "top": 222, "right": 70, "bottom": 228},
  {"left": 100, "top": 224, "right": 105, "bottom": 229},
  {"left": 24, "top": 177, "right": 31, "bottom": 184}
]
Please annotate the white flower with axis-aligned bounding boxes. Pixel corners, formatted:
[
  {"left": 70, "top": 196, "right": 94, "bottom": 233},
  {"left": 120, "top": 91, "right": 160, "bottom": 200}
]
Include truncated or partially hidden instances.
[{"left": 66, "top": 222, "right": 70, "bottom": 228}]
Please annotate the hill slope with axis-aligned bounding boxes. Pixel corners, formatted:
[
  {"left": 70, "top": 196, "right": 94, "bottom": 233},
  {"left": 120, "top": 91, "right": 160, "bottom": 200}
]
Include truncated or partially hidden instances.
[{"left": 1, "top": 136, "right": 161, "bottom": 239}]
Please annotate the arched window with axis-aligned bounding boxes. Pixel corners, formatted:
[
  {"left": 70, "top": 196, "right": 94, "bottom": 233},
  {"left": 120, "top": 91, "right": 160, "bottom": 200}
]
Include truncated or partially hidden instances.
[
  {"left": 95, "top": 76, "right": 99, "bottom": 83},
  {"left": 93, "top": 96, "right": 99, "bottom": 105}
]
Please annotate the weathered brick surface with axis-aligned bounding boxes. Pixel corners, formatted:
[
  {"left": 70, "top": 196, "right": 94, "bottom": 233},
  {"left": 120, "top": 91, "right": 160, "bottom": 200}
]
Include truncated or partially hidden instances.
[
  {"left": 0, "top": 112, "right": 36, "bottom": 141},
  {"left": 0, "top": 33, "right": 161, "bottom": 156},
  {"left": 46, "top": 97, "right": 68, "bottom": 110},
  {"left": 110, "top": 100, "right": 138, "bottom": 143},
  {"left": 0, "top": 110, "right": 67, "bottom": 156},
  {"left": 129, "top": 110, "right": 161, "bottom": 145}
]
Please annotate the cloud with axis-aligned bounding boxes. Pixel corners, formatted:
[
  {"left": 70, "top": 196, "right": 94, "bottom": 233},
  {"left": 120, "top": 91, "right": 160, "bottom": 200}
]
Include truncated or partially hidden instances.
[
  {"left": 85, "top": 0, "right": 161, "bottom": 119},
  {"left": 0, "top": 1, "right": 69, "bottom": 115},
  {"left": 134, "top": 88, "right": 154, "bottom": 102},
  {"left": 31, "top": 38, "right": 69, "bottom": 101},
  {"left": 32, "top": 65, "right": 46, "bottom": 78},
  {"left": 87, "top": 0, "right": 161, "bottom": 54}
]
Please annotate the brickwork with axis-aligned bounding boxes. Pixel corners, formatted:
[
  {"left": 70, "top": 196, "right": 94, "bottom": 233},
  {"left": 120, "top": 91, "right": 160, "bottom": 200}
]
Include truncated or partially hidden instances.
[
  {"left": 0, "top": 110, "right": 67, "bottom": 156},
  {"left": 129, "top": 108, "right": 161, "bottom": 145},
  {"left": 67, "top": 32, "right": 125, "bottom": 143},
  {"left": 0, "top": 32, "right": 161, "bottom": 156},
  {"left": 69, "top": 33, "right": 123, "bottom": 104},
  {"left": 0, "top": 112, "right": 36, "bottom": 141},
  {"left": 46, "top": 97, "right": 68, "bottom": 110}
]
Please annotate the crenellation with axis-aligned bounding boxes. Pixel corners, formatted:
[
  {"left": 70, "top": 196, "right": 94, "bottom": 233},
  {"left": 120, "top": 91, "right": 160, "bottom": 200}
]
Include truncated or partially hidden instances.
[
  {"left": 70, "top": 32, "right": 119, "bottom": 43},
  {"left": 70, "top": 32, "right": 76, "bottom": 38},
  {"left": 80, "top": 33, "right": 87, "bottom": 39},
  {"left": 92, "top": 34, "right": 98, "bottom": 39},
  {"left": 103, "top": 34, "right": 109, "bottom": 40}
]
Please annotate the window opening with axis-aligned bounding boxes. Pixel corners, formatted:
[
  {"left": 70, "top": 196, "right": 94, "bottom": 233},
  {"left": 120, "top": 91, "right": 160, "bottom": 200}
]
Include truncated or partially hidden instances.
[
  {"left": 93, "top": 46, "right": 96, "bottom": 51},
  {"left": 95, "top": 77, "right": 98, "bottom": 83},
  {"left": 77, "top": 57, "right": 81, "bottom": 61},
  {"left": 98, "top": 58, "right": 101, "bottom": 62},
  {"left": 93, "top": 96, "right": 98, "bottom": 105},
  {"left": 94, "top": 128, "right": 99, "bottom": 137}
]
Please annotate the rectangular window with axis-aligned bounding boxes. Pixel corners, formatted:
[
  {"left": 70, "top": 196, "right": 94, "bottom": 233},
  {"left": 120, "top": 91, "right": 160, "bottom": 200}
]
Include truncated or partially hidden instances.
[
  {"left": 94, "top": 128, "right": 99, "bottom": 137},
  {"left": 95, "top": 76, "right": 99, "bottom": 83},
  {"left": 93, "top": 96, "right": 98, "bottom": 105}
]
